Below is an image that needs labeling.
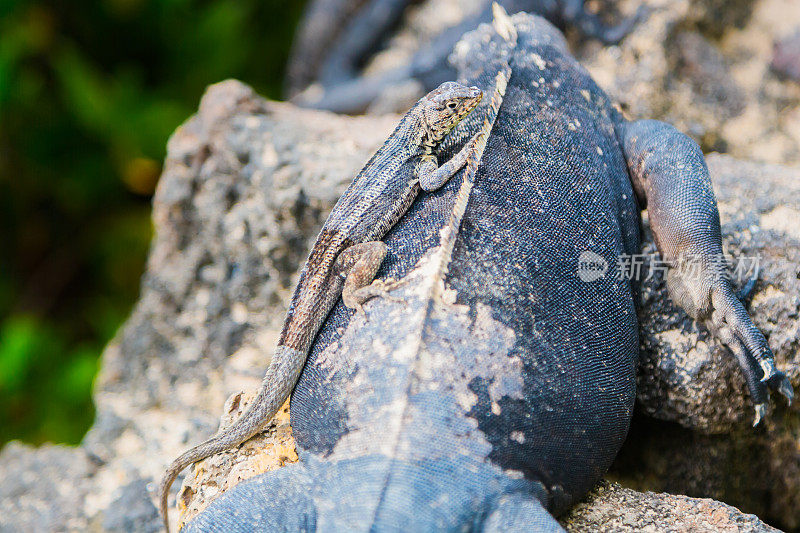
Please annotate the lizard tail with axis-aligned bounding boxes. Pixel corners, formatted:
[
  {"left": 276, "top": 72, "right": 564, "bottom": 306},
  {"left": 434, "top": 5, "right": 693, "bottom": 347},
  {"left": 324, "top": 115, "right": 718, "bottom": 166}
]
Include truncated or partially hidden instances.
[{"left": 158, "top": 345, "right": 306, "bottom": 533}]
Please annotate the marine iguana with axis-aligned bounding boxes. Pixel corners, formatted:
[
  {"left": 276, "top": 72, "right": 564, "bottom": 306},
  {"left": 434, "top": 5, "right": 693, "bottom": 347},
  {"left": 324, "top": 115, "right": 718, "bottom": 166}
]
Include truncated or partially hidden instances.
[{"left": 174, "top": 8, "right": 793, "bottom": 532}]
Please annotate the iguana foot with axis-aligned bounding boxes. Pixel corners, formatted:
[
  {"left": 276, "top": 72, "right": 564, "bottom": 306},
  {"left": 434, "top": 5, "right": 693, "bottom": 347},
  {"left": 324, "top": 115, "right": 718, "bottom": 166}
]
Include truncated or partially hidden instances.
[
  {"left": 619, "top": 118, "right": 794, "bottom": 425},
  {"left": 701, "top": 281, "right": 794, "bottom": 424}
]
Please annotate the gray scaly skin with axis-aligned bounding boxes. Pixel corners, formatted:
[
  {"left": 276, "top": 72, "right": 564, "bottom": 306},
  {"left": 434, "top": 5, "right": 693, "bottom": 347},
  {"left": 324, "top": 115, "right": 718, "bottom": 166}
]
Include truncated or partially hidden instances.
[
  {"left": 157, "top": 81, "right": 483, "bottom": 532},
  {"left": 620, "top": 119, "right": 794, "bottom": 423}
]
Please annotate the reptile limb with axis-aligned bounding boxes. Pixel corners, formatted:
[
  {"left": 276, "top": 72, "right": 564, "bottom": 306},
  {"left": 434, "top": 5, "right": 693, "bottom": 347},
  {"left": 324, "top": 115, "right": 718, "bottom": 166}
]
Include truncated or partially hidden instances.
[
  {"left": 418, "top": 132, "right": 483, "bottom": 191},
  {"left": 338, "top": 241, "right": 393, "bottom": 316},
  {"left": 619, "top": 119, "right": 794, "bottom": 425}
]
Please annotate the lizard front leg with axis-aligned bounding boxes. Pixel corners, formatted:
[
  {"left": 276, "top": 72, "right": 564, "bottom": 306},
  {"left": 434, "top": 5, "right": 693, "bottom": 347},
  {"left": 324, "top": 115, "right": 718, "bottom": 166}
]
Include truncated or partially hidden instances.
[
  {"left": 619, "top": 119, "right": 793, "bottom": 424},
  {"left": 418, "top": 132, "right": 482, "bottom": 191}
]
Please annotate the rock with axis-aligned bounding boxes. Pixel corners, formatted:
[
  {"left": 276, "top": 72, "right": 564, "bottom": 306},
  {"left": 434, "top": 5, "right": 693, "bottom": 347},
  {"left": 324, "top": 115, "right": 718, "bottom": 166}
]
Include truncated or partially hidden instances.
[
  {"left": 102, "top": 479, "right": 161, "bottom": 533},
  {"left": 578, "top": 0, "right": 800, "bottom": 164},
  {"left": 610, "top": 412, "right": 799, "bottom": 531},
  {"left": 0, "top": 442, "right": 97, "bottom": 531},
  {"left": 0, "top": 77, "right": 796, "bottom": 529},
  {"left": 176, "top": 395, "right": 295, "bottom": 529},
  {"left": 561, "top": 481, "right": 780, "bottom": 532},
  {"left": 772, "top": 30, "right": 800, "bottom": 81}
]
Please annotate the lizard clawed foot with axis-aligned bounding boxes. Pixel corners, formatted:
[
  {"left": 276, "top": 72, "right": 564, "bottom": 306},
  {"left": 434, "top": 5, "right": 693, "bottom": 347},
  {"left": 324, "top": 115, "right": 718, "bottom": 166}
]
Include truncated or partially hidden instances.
[
  {"left": 703, "top": 284, "right": 795, "bottom": 422},
  {"left": 363, "top": 279, "right": 407, "bottom": 306},
  {"left": 343, "top": 293, "right": 371, "bottom": 320},
  {"left": 372, "top": 277, "right": 409, "bottom": 304}
]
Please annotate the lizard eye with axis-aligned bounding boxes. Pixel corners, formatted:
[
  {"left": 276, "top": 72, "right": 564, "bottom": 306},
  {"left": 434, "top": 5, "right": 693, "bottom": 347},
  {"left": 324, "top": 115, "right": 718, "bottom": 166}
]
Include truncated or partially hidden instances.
[{"left": 446, "top": 101, "right": 458, "bottom": 110}]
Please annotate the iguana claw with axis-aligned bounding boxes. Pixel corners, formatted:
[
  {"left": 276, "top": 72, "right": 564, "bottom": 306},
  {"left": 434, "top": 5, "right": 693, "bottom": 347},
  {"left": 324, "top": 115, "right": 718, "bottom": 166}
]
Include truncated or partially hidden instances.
[
  {"left": 752, "top": 403, "right": 768, "bottom": 427},
  {"left": 774, "top": 374, "right": 794, "bottom": 406},
  {"left": 759, "top": 359, "right": 778, "bottom": 382}
]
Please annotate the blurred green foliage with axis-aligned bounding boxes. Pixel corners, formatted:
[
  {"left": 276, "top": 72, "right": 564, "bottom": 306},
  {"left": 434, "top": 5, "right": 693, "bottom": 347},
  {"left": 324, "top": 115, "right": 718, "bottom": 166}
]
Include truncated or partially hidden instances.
[{"left": 0, "top": 0, "right": 306, "bottom": 446}]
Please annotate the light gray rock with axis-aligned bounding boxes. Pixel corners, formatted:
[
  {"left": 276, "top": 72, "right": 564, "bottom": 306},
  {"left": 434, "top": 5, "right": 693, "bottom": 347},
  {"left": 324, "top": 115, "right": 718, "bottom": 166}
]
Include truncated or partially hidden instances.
[
  {"left": 575, "top": 0, "right": 800, "bottom": 164},
  {"left": 561, "top": 481, "right": 780, "bottom": 532},
  {"left": 0, "top": 442, "right": 97, "bottom": 531}
]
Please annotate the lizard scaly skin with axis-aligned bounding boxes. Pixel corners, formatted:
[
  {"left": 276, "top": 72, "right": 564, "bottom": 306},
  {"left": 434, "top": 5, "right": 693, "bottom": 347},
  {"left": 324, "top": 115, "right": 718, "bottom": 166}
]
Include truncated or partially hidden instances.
[{"left": 158, "top": 81, "right": 483, "bottom": 532}]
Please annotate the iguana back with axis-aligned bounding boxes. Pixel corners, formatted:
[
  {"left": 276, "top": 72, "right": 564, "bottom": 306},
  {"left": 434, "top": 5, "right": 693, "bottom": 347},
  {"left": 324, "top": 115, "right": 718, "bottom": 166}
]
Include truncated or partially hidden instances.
[{"left": 290, "top": 13, "right": 640, "bottom": 518}]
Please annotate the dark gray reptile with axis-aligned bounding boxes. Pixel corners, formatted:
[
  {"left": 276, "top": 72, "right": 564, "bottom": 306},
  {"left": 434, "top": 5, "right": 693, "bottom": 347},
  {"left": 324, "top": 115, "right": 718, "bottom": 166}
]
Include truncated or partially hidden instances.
[
  {"left": 159, "top": 81, "right": 485, "bottom": 531},
  {"left": 178, "top": 8, "right": 792, "bottom": 532},
  {"left": 287, "top": 0, "right": 647, "bottom": 113}
]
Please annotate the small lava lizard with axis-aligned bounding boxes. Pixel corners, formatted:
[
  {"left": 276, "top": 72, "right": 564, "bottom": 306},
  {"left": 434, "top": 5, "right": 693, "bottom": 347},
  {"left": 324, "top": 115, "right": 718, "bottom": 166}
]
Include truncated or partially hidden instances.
[{"left": 158, "top": 81, "right": 484, "bottom": 532}]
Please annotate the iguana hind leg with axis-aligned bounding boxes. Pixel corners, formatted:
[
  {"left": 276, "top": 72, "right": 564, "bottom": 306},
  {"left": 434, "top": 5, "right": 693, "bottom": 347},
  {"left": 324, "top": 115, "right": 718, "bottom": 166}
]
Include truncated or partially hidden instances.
[{"left": 619, "top": 119, "right": 793, "bottom": 424}]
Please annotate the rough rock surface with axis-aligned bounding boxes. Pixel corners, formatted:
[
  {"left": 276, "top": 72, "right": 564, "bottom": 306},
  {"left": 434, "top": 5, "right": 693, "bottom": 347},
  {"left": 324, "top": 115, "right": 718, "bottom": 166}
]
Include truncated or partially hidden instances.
[
  {"left": 0, "top": 72, "right": 796, "bottom": 533},
  {"left": 581, "top": 0, "right": 800, "bottom": 164},
  {"left": 561, "top": 481, "right": 780, "bottom": 532},
  {"left": 0, "top": 443, "right": 98, "bottom": 531},
  {"left": 176, "top": 396, "right": 295, "bottom": 530}
]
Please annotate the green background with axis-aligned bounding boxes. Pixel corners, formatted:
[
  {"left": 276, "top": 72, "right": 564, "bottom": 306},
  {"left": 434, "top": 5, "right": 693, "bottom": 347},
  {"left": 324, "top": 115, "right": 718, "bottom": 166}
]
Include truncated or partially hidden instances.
[{"left": 0, "top": 0, "right": 306, "bottom": 446}]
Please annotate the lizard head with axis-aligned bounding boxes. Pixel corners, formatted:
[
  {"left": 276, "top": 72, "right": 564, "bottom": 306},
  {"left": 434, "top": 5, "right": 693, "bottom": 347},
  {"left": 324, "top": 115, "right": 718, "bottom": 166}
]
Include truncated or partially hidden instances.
[{"left": 422, "top": 82, "right": 482, "bottom": 144}]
